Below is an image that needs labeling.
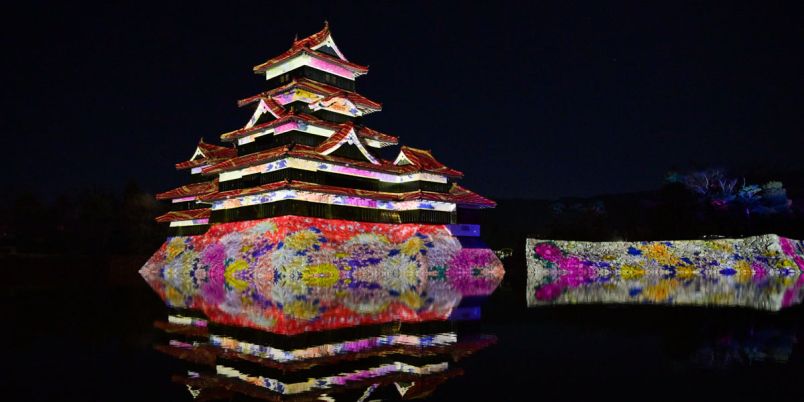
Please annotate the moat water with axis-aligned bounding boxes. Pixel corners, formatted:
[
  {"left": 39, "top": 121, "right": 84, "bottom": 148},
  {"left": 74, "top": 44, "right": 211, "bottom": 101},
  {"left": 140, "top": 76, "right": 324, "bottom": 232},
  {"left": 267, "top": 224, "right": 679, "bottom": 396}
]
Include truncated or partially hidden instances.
[{"left": 5, "top": 251, "right": 803, "bottom": 401}]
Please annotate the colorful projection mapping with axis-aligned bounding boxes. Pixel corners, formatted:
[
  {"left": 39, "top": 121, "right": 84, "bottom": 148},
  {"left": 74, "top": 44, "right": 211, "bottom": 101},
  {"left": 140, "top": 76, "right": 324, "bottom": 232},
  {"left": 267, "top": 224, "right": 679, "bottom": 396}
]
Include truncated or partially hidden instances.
[
  {"left": 141, "top": 215, "right": 504, "bottom": 335},
  {"left": 527, "top": 235, "right": 804, "bottom": 310},
  {"left": 143, "top": 23, "right": 502, "bottom": 400},
  {"left": 163, "top": 331, "right": 495, "bottom": 398}
]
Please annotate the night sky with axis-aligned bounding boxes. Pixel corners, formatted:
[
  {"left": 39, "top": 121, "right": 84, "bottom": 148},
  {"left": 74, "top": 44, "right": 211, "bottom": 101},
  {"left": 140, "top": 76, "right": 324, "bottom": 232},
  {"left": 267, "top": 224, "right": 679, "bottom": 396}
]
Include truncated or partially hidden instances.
[{"left": 3, "top": 1, "right": 803, "bottom": 200}]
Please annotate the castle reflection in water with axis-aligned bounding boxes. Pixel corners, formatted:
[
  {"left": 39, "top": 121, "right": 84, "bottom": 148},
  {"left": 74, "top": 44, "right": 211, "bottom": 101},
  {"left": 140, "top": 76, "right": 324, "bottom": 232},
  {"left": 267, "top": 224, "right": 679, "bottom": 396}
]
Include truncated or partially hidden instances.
[{"left": 141, "top": 216, "right": 504, "bottom": 400}]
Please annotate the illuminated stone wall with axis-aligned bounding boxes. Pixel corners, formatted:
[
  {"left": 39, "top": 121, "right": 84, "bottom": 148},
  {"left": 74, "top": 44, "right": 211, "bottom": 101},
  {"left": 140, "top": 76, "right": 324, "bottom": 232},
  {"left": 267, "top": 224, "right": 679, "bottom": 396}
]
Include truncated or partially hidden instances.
[
  {"left": 141, "top": 215, "right": 504, "bottom": 334},
  {"left": 527, "top": 235, "right": 804, "bottom": 309}
]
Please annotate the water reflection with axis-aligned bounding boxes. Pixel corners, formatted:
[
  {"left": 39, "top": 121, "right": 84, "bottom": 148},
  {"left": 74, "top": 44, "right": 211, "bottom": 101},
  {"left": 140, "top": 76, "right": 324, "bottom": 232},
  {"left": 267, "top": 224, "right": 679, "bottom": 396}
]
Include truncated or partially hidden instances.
[
  {"left": 157, "top": 319, "right": 496, "bottom": 400},
  {"left": 688, "top": 327, "right": 797, "bottom": 368},
  {"left": 141, "top": 217, "right": 504, "bottom": 400},
  {"left": 527, "top": 235, "right": 804, "bottom": 309}
]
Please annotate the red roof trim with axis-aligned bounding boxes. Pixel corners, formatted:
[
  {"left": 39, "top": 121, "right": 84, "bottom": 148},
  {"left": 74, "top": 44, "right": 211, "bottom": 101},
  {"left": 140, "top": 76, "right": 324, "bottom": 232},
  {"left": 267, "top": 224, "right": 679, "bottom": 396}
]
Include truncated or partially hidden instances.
[
  {"left": 239, "top": 77, "right": 343, "bottom": 106},
  {"left": 197, "top": 140, "right": 236, "bottom": 157},
  {"left": 316, "top": 91, "right": 381, "bottom": 111},
  {"left": 237, "top": 78, "right": 381, "bottom": 110},
  {"left": 291, "top": 22, "right": 333, "bottom": 53},
  {"left": 260, "top": 97, "right": 286, "bottom": 118},
  {"left": 199, "top": 180, "right": 292, "bottom": 201},
  {"left": 306, "top": 47, "right": 368, "bottom": 71},
  {"left": 176, "top": 157, "right": 225, "bottom": 170},
  {"left": 201, "top": 145, "right": 293, "bottom": 175},
  {"left": 356, "top": 126, "right": 398, "bottom": 144},
  {"left": 155, "top": 208, "right": 211, "bottom": 223},
  {"left": 199, "top": 180, "right": 494, "bottom": 207},
  {"left": 398, "top": 146, "right": 463, "bottom": 177},
  {"left": 222, "top": 110, "right": 397, "bottom": 145},
  {"left": 314, "top": 124, "right": 379, "bottom": 164},
  {"left": 156, "top": 180, "right": 218, "bottom": 200},
  {"left": 253, "top": 47, "right": 368, "bottom": 75},
  {"left": 220, "top": 112, "right": 304, "bottom": 141},
  {"left": 202, "top": 143, "right": 461, "bottom": 178},
  {"left": 175, "top": 139, "right": 237, "bottom": 170},
  {"left": 314, "top": 124, "right": 353, "bottom": 154},
  {"left": 441, "top": 184, "right": 496, "bottom": 207}
]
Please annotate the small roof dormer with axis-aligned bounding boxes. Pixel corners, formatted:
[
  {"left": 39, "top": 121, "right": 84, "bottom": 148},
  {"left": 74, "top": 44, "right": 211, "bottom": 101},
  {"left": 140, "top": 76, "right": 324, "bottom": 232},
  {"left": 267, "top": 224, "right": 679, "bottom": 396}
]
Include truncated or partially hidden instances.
[
  {"left": 175, "top": 138, "right": 237, "bottom": 171},
  {"left": 315, "top": 123, "right": 379, "bottom": 164},
  {"left": 244, "top": 98, "right": 285, "bottom": 129},
  {"left": 393, "top": 146, "right": 463, "bottom": 177}
]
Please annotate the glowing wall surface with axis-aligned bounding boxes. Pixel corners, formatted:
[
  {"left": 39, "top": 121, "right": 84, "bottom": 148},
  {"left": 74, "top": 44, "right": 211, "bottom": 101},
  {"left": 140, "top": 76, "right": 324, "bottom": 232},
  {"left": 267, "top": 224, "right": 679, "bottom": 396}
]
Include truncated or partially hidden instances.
[
  {"left": 527, "top": 235, "right": 804, "bottom": 310},
  {"left": 141, "top": 216, "right": 504, "bottom": 335}
]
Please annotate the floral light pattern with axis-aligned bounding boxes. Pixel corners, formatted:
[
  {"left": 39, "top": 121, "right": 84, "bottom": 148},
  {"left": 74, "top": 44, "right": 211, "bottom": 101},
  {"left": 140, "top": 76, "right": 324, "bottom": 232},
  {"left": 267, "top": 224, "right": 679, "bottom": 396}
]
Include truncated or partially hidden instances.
[
  {"left": 527, "top": 235, "right": 804, "bottom": 310},
  {"left": 141, "top": 216, "right": 504, "bottom": 334}
]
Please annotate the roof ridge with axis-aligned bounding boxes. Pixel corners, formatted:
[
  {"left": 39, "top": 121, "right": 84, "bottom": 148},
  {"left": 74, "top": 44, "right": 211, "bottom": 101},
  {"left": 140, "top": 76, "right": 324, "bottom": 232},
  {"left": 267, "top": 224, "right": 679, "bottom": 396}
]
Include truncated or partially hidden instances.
[
  {"left": 253, "top": 45, "right": 368, "bottom": 74},
  {"left": 291, "top": 21, "right": 330, "bottom": 50}
]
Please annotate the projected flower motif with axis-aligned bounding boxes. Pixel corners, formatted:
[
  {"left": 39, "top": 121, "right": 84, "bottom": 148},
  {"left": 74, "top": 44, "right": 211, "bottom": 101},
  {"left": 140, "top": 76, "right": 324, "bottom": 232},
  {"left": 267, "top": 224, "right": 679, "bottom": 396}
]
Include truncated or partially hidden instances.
[
  {"left": 252, "top": 255, "right": 275, "bottom": 296},
  {"left": 619, "top": 264, "right": 645, "bottom": 280},
  {"left": 162, "top": 250, "right": 198, "bottom": 296},
  {"left": 399, "top": 290, "right": 424, "bottom": 309},
  {"left": 642, "top": 279, "right": 680, "bottom": 302},
  {"left": 733, "top": 260, "right": 754, "bottom": 282},
  {"left": 447, "top": 248, "right": 507, "bottom": 296},
  {"left": 283, "top": 299, "right": 320, "bottom": 320},
  {"left": 398, "top": 233, "right": 432, "bottom": 257},
  {"left": 166, "top": 237, "right": 188, "bottom": 261},
  {"left": 220, "top": 232, "right": 245, "bottom": 259},
  {"left": 164, "top": 285, "right": 188, "bottom": 307},
  {"left": 781, "top": 238, "right": 804, "bottom": 272},
  {"left": 675, "top": 264, "right": 697, "bottom": 280},
  {"left": 247, "top": 221, "right": 277, "bottom": 236},
  {"left": 140, "top": 216, "right": 504, "bottom": 334},
  {"left": 533, "top": 242, "right": 562, "bottom": 262},
  {"left": 342, "top": 287, "right": 391, "bottom": 315},
  {"left": 374, "top": 254, "right": 422, "bottom": 292},
  {"left": 224, "top": 259, "right": 251, "bottom": 292},
  {"left": 302, "top": 263, "right": 340, "bottom": 288},
  {"left": 274, "top": 256, "right": 308, "bottom": 295},
  {"left": 346, "top": 232, "right": 390, "bottom": 246},
  {"left": 247, "top": 311, "right": 277, "bottom": 329},
  {"left": 526, "top": 235, "right": 804, "bottom": 310},
  {"left": 638, "top": 242, "right": 680, "bottom": 266},
  {"left": 424, "top": 233, "right": 462, "bottom": 267},
  {"left": 283, "top": 228, "right": 326, "bottom": 252}
]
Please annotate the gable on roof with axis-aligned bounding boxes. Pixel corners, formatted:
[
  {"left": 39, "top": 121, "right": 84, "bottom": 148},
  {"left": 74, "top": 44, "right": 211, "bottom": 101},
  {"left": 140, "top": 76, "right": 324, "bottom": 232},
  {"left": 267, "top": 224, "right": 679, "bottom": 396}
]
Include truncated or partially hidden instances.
[
  {"left": 252, "top": 23, "right": 368, "bottom": 80},
  {"left": 293, "top": 21, "right": 348, "bottom": 61},
  {"left": 199, "top": 140, "right": 236, "bottom": 156},
  {"left": 156, "top": 180, "right": 218, "bottom": 200},
  {"left": 393, "top": 146, "right": 463, "bottom": 177},
  {"left": 190, "top": 146, "right": 205, "bottom": 161},
  {"left": 314, "top": 44, "right": 340, "bottom": 59},
  {"left": 183, "top": 139, "right": 238, "bottom": 166},
  {"left": 356, "top": 126, "right": 398, "bottom": 147},
  {"left": 394, "top": 151, "right": 413, "bottom": 166},
  {"left": 245, "top": 98, "right": 285, "bottom": 129},
  {"left": 309, "top": 32, "right": 348, "bottom": 61},
  {"left": 315, "top": 125, "right": 379, "bottom": 164}
]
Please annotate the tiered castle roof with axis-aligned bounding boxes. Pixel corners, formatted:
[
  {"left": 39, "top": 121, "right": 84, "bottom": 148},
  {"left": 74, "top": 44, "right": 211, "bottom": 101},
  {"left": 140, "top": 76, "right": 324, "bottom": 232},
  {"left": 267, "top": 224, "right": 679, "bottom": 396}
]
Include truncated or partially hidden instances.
[
  {"left": 154, "top": 23, "right": 494, "bottom": 235},
  {"left": 252, "top": 21, "right": 369, "bottom": 78},
  {"left": 174, "top": 139, "right": 237, "bottom": 170}
]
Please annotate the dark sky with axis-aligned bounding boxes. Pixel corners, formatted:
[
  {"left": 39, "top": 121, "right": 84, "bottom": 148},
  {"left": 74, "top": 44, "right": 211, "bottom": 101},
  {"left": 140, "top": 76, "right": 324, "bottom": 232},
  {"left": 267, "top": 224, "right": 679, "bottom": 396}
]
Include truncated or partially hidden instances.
[{"left": 3, "top": 1, "right": 803, "bottom": 200}]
